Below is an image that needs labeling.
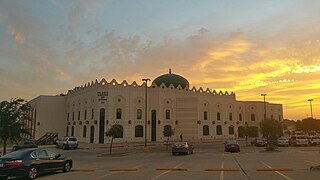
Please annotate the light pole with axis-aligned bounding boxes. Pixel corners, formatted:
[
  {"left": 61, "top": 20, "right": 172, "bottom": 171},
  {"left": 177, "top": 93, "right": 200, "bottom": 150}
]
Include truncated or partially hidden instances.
[
  {"left": 308, "top": 99, "right": 314, "bottom": 119},
  {"left": 142, "top": 78, "right": 151, "bottom": 152},
  {"left": 261, "top": 94, "right": 267, "bottom": 120}
]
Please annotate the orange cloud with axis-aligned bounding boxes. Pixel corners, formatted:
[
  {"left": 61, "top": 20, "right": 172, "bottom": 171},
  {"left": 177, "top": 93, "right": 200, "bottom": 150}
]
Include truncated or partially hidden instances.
[{"left": 7, "top": 25, "right": 25, "bottom": 44}]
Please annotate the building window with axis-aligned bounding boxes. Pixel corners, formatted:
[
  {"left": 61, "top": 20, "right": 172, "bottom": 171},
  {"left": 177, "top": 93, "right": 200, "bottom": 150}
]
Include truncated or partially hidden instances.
[
  {"left": 203, "top": 125, "right": 209, "bottom": 136},
  {"left": 92, "top": 109, "right": 94, "bottom": 119},
  {"left": 84, "top": 110, "right": 87, "bottom": 120},
  {"left": 83, "top": 126, "right": 87, "bottom": 138},
  {"left": 229, "top": 126, "right": 234, "bottom": 135},
  {"left": 117, "top": 125, "right": 123, "bottom": 138},
  {"left": 135, "top": 125, "right": 143, "bottom": 137},
  {"left": 279, "top": 115, "right": 281, "bottom": 121},
  {"left": 271, "top": 115, "right": 274, "bottom": 120},
  {"left": 136, "top": 109, "right": 142, "bottom": 120},
  {"left": 204, "top": 111, "right": 208, "bottom": 120},
  {"left": 78, "top": 111, "right": 80, "bottom": 120},
  {"left": 251, "top": 114, "right": 255, "bottom": 121},
  {"left": 216, "top": 125, "right": 222, "bottom": 135},
  {"left": 72, "top": 112, "right": 74, "bottom": 121},
  {"left": 66, "top": 126, "right": 69, "bottom": 136},
  {"left": 67, "top": 113, "right": 69, "bottom": 121},
  {"left": 239, "top": 113, "right": 242, "bottom": 121},
  {"left": 217, "top": 112, "right": 221, "bottom": 120},
  {"left": 166, "top": 110, "right": 170, "bottom": 120},
  {"left": 71, "top": 126, "right": 74, "bottom": 136},
  {"left": 229, "top": 113, "right": 233, "bottom": 121},
  {"left": 116, "top": 108, "right": 122, "bottom": 119},
  {"left": 163, "top": 125, "right": 172, "bottom": 137}
]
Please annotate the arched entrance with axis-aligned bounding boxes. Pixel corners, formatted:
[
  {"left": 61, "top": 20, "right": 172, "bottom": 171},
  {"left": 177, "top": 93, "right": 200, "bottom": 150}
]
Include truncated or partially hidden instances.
[
  {"left": 90, "top": 125, "right": 95, "bottom": 143},
  {"left": 99, "top": 108, "right": 105, "bottom": 144},
  {"left": 151, "top": 110, "right": 156, "bottom": 142}
]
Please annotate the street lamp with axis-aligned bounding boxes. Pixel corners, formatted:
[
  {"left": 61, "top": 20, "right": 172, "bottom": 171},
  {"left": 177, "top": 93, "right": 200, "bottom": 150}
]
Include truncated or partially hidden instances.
[
  {"left": 142, "top": 78, "right": 151, "bottom": 152},
  {"left": 308, "top": 99, "right": 314, "bottom": 119},
  {"left": 261, "top": 94, "right": 267, "bottom": 120}
]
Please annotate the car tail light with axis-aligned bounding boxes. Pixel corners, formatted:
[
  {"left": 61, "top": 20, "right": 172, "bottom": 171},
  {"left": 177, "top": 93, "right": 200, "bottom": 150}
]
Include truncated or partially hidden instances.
[{"left": 5, "top": 160, "right": 23, "bottom": 167}]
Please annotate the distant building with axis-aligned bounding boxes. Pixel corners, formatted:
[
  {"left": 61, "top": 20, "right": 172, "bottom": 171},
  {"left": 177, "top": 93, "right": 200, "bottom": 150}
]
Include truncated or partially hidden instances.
[{"left": 28, "top": 70, "right": 283, "bottom": 144}]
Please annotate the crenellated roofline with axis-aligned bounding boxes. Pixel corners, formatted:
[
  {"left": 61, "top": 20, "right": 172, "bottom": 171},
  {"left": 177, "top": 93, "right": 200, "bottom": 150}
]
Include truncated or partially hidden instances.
[{"left": 67, "top": 78, "right": 235, "bottom": 97}]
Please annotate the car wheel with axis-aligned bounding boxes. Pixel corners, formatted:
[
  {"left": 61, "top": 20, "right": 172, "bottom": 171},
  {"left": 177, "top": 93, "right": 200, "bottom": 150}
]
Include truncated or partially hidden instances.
[
  {"left": 63, "top": 144, "right": 68, "bottom": 150},
  {"left": 191, "top": 150, "right": 194, "bottom": 154},
  {"left": 63, "top": 161, "right": 72, "bottom": 172},
  {"left": 172, "top": 152, "right": 175, "bottom": 156},
  {"left": 27, "top": 166, "right": 38, "bottom": 180}
]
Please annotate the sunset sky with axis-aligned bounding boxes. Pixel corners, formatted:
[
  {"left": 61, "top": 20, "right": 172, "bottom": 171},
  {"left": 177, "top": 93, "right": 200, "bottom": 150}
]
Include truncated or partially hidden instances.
[{"left": 0, "top": 0, "right": 319, "bottom": 120}]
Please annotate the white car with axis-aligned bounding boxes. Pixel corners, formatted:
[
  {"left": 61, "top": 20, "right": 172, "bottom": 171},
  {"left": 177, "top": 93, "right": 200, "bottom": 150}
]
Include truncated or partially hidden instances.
[
  {"left": 308, "top": 136, "right": 320, "bottom": 146},
  {"left": 276, "top": 137, "right": 289, "bottom": 146},
  {"left": 289, "top": 136, "right": 308, "bottom": 146}
]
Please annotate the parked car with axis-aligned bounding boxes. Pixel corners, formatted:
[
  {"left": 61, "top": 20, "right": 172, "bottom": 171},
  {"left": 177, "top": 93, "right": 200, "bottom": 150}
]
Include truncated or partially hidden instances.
[
  {"left": 224, "top": 140, "right": 240, "bottom": 152},
  {"left": 276, "top": 137, "right": 289, "bottom": 146},
  {"left": 251, "top": 137, "right": 267, "bottom": 147},
  {"left": 0, "top": 148, "right": 72, "bottom": 179},
  {"left": 308, "top": 136, "right": 320, "bottom": 146},
  {"left": 289, "top": 136, "right": 308, "bottom": 146},
  {"left": 172, "top": 141, "right": 194, "bottom": 155},
  {"left": 56, "top": 136, "right": 78, "bottom": 150},
  {"left": 12, "top": 141, "right": 38, "bottom": 151}
]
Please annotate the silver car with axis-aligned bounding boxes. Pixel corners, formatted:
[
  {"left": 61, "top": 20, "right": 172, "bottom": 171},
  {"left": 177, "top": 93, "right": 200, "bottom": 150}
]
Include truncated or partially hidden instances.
[
  {"left": 276, "top": 137, "right": 289, "bottom": 146},
  {"left": 56, "top": 136, "right": 79, "bottom": 150}
]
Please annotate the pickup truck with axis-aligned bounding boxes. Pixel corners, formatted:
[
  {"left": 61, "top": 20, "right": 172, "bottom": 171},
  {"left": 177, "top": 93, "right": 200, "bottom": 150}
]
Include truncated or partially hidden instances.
[{"left": 56, "top": 136, "right": 79, "bottom": 150}]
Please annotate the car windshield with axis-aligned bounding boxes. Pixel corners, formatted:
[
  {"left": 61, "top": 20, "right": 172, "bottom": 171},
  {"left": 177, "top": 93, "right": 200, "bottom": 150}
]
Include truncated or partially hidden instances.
[
  {"left": 1, "top": 150, "right": 29, "bottom": 159},
  {"left": 226, "top": 140, "right": 237, "bottom": 144},
  {"left": 174, "top": 142, "right": 186, "bottom": 147}
]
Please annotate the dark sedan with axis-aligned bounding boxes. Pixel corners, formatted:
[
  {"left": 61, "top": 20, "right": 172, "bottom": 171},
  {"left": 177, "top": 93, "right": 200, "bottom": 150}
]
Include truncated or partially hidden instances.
[
  {"left": 0, "top": 148, "right": 72, "bottom": 179},
  {"left": 224, "top": 140, "right": 240, "bottom": 152},
  {"left": 12, "top": 141, "right": 38, "bottom": 151},
  {"left": 172, "top": 141, "right": 194, "bottom": 155}
]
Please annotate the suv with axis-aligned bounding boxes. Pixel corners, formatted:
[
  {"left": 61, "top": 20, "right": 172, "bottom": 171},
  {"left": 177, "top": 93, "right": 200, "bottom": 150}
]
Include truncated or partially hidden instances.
[
  {"left": 56, "top": 136, "right": 79, "bottom": 150},
  {"left": 289, "top": 136, "right": 308, "bottom": 146}
]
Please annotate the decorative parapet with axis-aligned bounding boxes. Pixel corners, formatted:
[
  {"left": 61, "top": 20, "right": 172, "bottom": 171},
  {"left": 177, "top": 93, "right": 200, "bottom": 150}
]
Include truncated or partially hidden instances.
[{"left": 67, "top": 78, "right": 236, "bottom": 97}]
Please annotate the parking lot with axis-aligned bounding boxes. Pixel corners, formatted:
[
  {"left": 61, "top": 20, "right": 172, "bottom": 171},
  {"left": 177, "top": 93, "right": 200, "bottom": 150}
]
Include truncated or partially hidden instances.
[{"left": 33, "top": 142, "right": 320, "bottom": 180}]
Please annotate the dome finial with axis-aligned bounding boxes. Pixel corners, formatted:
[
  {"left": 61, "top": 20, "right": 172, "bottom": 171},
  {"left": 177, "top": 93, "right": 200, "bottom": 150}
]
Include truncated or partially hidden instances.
[{"left": 169, "top": 68, "right": 172, "bottom": 74}]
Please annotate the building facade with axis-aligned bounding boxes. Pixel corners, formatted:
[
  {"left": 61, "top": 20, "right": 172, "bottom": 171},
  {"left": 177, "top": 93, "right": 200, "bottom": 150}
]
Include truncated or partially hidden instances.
[{"left": 29, "top": 71, "right": 283, "bottom": 144}]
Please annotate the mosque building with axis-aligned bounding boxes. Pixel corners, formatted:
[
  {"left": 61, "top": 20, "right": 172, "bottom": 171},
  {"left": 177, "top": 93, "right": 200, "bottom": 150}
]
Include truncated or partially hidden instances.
[{"left": 28, "top": 70, "right": 283, "bottom": 144}]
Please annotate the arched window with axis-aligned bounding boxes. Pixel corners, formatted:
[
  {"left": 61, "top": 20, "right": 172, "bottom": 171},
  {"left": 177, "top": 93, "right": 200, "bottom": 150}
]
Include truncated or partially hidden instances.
[
  {"left": 216, "top": 125, "right": 222, "bottom": 135},
  {"left": 217, "top": 112, "right": 221, "bottom": 120},
  {"left": 78, "top": 111, "right": 80, "bottom": 120},
  {"left": 83, "top": 126, "right": 87, "bottom": 138},
  {"left": 71, "top": 126, "right": 74, "bottom": 136},
  {"left": 137, "top": 109, "right": 142, "bottom": 120},
  {"left": 72, "top": 112, "right": 74, "bottom": 121},
  {"left": 239, "top": 113, "right": 242, "bottom": 121},
  {"left": 135, "top": 125, "right": 143, "bottom": 137},
  {"left": 116, "top": 108, "right": 122, "bottom": 119},
  {"left": 203, "top": 125, "right": 209, "bottom": 136},
  {"left": 66, "top": 126, "right": 69, "bottom": 136},
  {"left": 204, "top": 111, "right": 208, "bottom": 120},
  {"left": 84, "top": 110, "right": 87, "bottom": 120},
  {"left": 251, "top": 114, "right": 255, "bottom": 121},
  {"left": 118, "top": 125, "right": 124, "bottom": 138},
  {"left": 229, "top": 126, "right": 234, "bottom": 135},
  {"left": 163, "top": 125, "right": 172, "bottom": 137},
  {"left": 229, "top": 113, "right": 233, "bottom": 121},
  {"left": 165, "top": 110, "right": 170, "bottom": 120}
]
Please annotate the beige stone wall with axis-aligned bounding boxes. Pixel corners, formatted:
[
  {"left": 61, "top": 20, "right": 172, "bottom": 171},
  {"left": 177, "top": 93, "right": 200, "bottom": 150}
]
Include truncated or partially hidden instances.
[{"left": 29, "top": 95, "right": 66, "bottom": 139}]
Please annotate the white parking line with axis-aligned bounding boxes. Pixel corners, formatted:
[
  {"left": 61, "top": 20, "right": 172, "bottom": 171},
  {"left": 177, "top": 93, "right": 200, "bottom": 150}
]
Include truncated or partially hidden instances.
[
  {"left": 151, "top": 162, "right": 184, "bottom": 180},
  {"left": 260, "top": 161, "right": 294, "bottom": 180},
  {"left": 220, "top": 161, "right": 224, "bottom": 180},
  {"left": 304, "top": 160, "right": 320, "bottom": 165}
]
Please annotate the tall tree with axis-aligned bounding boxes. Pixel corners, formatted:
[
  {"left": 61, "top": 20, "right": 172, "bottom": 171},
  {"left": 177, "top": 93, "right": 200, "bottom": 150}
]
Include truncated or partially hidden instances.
[
  {"left": 163, "top": 125, "right": 174, "bottom": 150},
  {"left": 105, "top": 124, "right": 123, "bottom": 155},
  {"left": 260, "top": 118, "right": 283, "bottom": 151},
  {"left": 0, "top": 98, "right": 31, "bottom": 154}
]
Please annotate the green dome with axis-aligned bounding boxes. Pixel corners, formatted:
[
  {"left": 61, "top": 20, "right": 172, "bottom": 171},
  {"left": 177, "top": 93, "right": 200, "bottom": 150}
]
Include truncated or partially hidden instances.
[{"left": 152, "top": 72, "right": 189, "bottom": 89}]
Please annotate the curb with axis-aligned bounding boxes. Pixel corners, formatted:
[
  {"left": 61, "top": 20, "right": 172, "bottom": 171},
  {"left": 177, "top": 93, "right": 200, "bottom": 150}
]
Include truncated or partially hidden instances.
[
  {"left": 156, "top": 168, "right": 187, "bottom": 171},
  {"left": 110, "top": 168, "right": 139, "bottom": 171},
  {"left": 71, "top": 168, "right": 96, "bottom": 172},
  {"left": 205, "top": 168, "right": 240, "bottom": 171},
  {"left": 256, "top": 168, "right": 293, "bottom": 171}
]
